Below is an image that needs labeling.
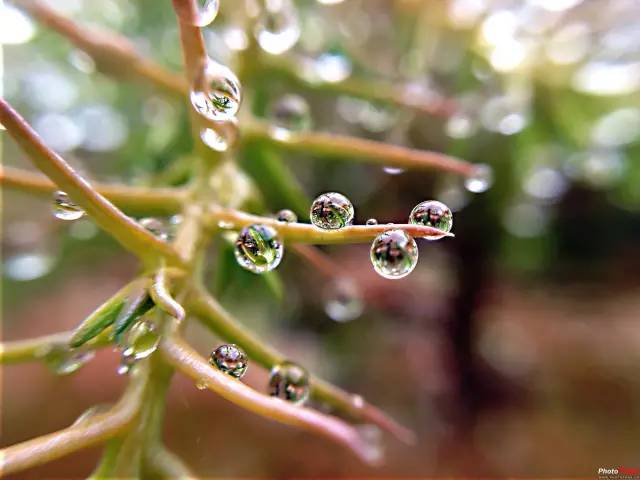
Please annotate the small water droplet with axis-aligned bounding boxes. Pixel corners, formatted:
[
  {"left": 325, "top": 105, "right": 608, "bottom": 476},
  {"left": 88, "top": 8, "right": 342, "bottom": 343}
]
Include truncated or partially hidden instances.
[
  {"left": 200, "top": 126, "right": 229, "bottom": 152},
  {"left": 464, "top": 164, "right": 494, "bottom": 193},
  {"left": 383, "top": 166, "right": 405, "bottom": 175},
  {"left": 210, "top": 344, "right": 248, "bottom": 378},
  {"left": 324, "top": 277, "right": 364, "bottom": 322},
  {"left": 276, "top": 209, "right": 298, "bottom": 223},
  {"left": 138, "top": 217, "right": 169, "bottom": 241},
  {"left": 190, "top": 59, "right": 241, "bottom": 122},
  {"left": 365, "top": 218, "right": 378, "bottom": 226},
  {"left": 194, "top": 0, "right": 220, "bottom": 27},
  {"left": 53, "top": 191, "right": 85, "bottom": 221},
  {"left": 234, "top": 224, "right": 284, "bottom": 273},
  {"left": 408, "top": 200, "right": 453, "bottom": 240},
  {"left": 351, "top": 394, "right": 365, "bottom": 409},
  {"left": 43, "top": 346, "right": 95, "bottom": 375},
  {"left": 268, "top": 361, "right": 310, "bottom": 405},
  {"left": 195, "top": 380, "right": 208, "bottom": 390},
  {"left": 314, "top": 52, "right": 352, "bottom": 83},
  {"left": 217, "top": 220, "right": 234, "bottom": 229},
  {"left": 357, "top": 424, "right": 385, "bottom": 465},
  {"left": 310, "top": 192, "right": 354, "bottom": 230},
  {"left": 255, "top": 0, "right": 300, "bottom": 55},
  {"left": 124, "top": 320, "right": 160, "bottom": 360},
  {"left": 268, "top": 94, "right": 311, "bottom": 133},
  {"left": 117, "top": 351, "right": 136, "bottom": 375},
  {"left": 370, "top": 229, "right": 418, "bottom": 279}
]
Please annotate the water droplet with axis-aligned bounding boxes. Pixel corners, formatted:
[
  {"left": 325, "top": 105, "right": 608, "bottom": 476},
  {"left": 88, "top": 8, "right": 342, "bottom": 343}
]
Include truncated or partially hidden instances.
[
  {"left": 446, "top": 112, "right": 477, "bottom": 139},
  {"left": 351, "top": 394, "right": 365, "bottom": 409},
  {"left": 276, "top": 209, "right": 298, "bottom": 223},
  {"left": 210, "top": 344, "right": 248, "bottom": 379},
  {"left": 222, "top": 26, "right": 249, "bottom": 51},
  {"left": 408, "top": 200, "right": 453, "bottom": 240},
  {"left": 194, "top": 0, "right": 220, "bottom": 27},
  {"left": 268, "top": 361, "right": 310, "bottom": 405},
  {"left": 255, "top": 0, "right": 300, "bottom": 55},
  {"left": 370, "top": 229, "right": 418, "bottom": 280},
  {"left": 234, "top": 224, "right": 284, "bottom": 273},
  {"left": 383, "top": 166, "right": 405, "bottom": 175},
  {"left": 200, "top": 127, "right": 229, "bottom": 152},
  {"left": 4, "top": 252, "right": 55, "bottom": 281},
  {"left": 366, "top": 218, "right": 378, "bottom": 226},
  {"left": 357, "top": 424, "right": 385, "bottom": 465},
  {"left": 324, "top": 277, "right": 364, "bottom": 322},
  {"left": 269, "top": 94, "right": 311, "bottom": 132},
  {"left": 190, "top": 59, "right": 241, "bottom": 121},
  {"left": 124, "top": 320, "right": 160, "bottom": 360},
  {"left": 195, "top": 380, "right": 208, "bottom": 390},
  {"left": 0, "top": 3, "right": 35, "bottom": 44},
  {"left": 464, "top": 164, "right": 494, "bottom": 193},
  {"left": 43, "top": 346, "right": 95, "bottom": 375},
  {"left": 314, "top": 52, "right": 352, "bottom": 83},
  {"left": 117, "top": 350, "right": 136, "bottom": 375},
  {"left": 138, "top": 217, "right": 169, "bottom": 241},
  {"left": 53, "top": 191, "right": 85, "bottom": 221},
  {"left": 310, "top": 192, "right": 355, "bottom": 230}
]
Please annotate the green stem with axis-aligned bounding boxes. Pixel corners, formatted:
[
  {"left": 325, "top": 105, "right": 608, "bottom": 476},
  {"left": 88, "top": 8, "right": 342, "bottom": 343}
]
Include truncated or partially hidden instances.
[
  {"left": 0, "top": 99, "right": 185, "bottom": 267},
  {"left": 1, "top": 166, "right": 186, "bottom": 216}
]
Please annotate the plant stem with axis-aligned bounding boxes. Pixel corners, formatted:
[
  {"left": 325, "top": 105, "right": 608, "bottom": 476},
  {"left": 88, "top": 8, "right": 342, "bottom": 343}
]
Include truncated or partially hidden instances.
[
  {"left": 145, "top": 444, "right": 195, "bottom": 479},
  {"left": 0, "top": 364, "right": 149, "bottom": 475},
  {"left": 207, "top": 205, "right": 453, "bottom": 243},
  {"left": 243, "top": 120, "right": 476, "bottom": 177},
  {"left": 1, "top": 166, "right": 186, "bottom": 215},
  {"left": 159, "top": 335, "right": 378, "bottom": 465},
  {"left": 187, "top": 286, "right": 415, "bottom": 445},
  {"left": 0, "top": 331, "right": 111, "bottom": 364},
  {"left": 150, "top": 267, "right": 186, "bottom": 322},
  {"left": 16, "top": 0, "right": 187, "bottom": 97},
  {"left": 0, "top": 99, "right": 185, "bottom": 267}
]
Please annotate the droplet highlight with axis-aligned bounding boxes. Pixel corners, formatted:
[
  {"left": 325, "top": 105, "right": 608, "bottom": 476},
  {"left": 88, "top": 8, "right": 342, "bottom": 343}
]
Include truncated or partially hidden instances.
[
  {"left": 370, "top": 229, "right": 418, "bottom": 279},
  {"left": 255, "top": 0, "right": 300, "bottom": 55},
  {"left": 324, "top": 277, "right": 364, "bottom": 322},
  {"left": 464, "top": 164, "right": 494, "bottom": 193}
]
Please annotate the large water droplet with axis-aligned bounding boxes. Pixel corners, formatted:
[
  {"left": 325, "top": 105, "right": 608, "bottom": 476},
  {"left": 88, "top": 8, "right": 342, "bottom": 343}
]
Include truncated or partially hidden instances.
[
  {"left": 234, "top": 224, "right": 284, "bottom": 273},
  {"left": 190, "top": 59, "right": 241, "bottom": 121},
  {"left": 255, "top": 0, "right": 300, "bottom": 55},
  {"left": 324, "top": 277, "right": 364, "bottom": 322},
  {"left": 123, "top": 320, "right": 160, "bottom": 360},
  {"left": 138, "top": 217, "right": 169, "bottom": 241},
  {"left": 53, "top": 191, "right": 85, "bottom": 221},
  {"left": 366, "top": 218, "right": 378, "bottom": 226},
  {"left": 276, "top": 209, "right": 298, "bottom": 223},
  {"left": 370, "top": 229, "right": 418, "bottom": 279},
  {"left": 408, "top": 200, "right": 453, "bottom": 240},
  {"left": 464, "top": 164, "right": 494, "bottom": 193},
  {"left": 269, "top": 94, "right": 311, "bottom": 133},
  {"left": 268, "top": 361, "right": 310, "bottom": 405},
  {"left": 210, "top": 344, "right": 248, "bottom": 379},
  {"left": 194, "top": 0, "right": 220, "bottom": 27},
  {"left": 310, "top": 192, "right": 354, "bottom": 230}
]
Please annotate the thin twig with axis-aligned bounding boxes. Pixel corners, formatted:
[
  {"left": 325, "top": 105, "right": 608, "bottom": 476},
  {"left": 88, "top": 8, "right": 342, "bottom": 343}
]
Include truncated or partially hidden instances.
[
  {"left": 16, "top": 0, "right": 187, "bottom": 97},
  {"left": 145, "top": 444, "right": 195, "bottom": 479},
  {"left": 187, "top": 286, "right": 416, "bottom": 445},
  {"left": 0, "top": 365, "right": 149, "bottom": 475},
  {"left": 207, "top": 205, "right": 453, "bottom": 244},
  {"left": 1, "top": 166, "right": 186, "bottom": 215},
  {"left": 150, "top": 267, "right": 186, "bottom": 322},
  {"left": 0, "top": 99, "right": 185, "bottom": 267},
  {"left": 160, "top": 335, "right": 379, "bottom": 465},
  {"left": 243, "top": 120, "right": 476, "bottom": 177}
]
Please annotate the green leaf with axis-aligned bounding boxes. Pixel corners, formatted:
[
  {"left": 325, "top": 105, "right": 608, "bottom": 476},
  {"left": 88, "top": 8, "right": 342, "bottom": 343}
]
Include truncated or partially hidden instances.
[
  {"left": 113, "top": 292, "right": 156, "bottom": 344},
  {"left": 69, "top": 297, "right": 126, "bottom": 348}
]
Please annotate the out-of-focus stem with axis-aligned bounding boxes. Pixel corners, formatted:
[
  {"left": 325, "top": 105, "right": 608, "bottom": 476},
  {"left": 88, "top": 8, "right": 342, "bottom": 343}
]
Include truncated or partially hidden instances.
[
  {"left": 0, "top": 364, "right": 149, "bottom": 475},
  {"left": 243, "top": 121, "right": 476, "bottom": 177},
  {"left": 187, "top": 286, "right": 416, "bottom": 445},
  {"left": 159, "top": 335, "right": 379, "bottom": 465},
  {"left": 0, "top": 100, "right": 185, "bottom": 267},
  {"left": 1, "top": 166, "right": 186, "bottom": 215},
  {"left": 207, "top": 205, "right": 453, "bottom": 244},
  {"left": 15, "top": 0, "right": 187, "bottom": 97},
  {"left": 145, "top": 444, "right": 195, "bottom": 479},
  {"left": 256, "top": 54, "right": 457, "bottom": 117}
]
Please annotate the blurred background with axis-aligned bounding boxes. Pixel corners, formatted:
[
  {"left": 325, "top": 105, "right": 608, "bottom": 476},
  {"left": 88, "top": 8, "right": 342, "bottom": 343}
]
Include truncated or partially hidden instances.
[{"left": 2, "top": 0, "right": 640, "bottom": 477}]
